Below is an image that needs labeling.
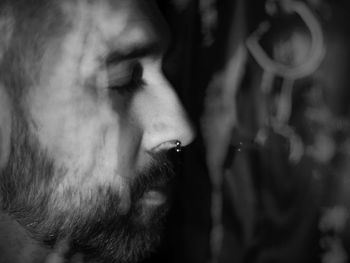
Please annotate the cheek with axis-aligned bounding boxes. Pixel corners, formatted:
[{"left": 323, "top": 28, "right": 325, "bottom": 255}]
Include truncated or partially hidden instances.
[
  {"left": 25, "top": 85, "right": 131, "bottom": 209},
  {"left": 21, "top": 4, "right": 137, "bottom": 211}
]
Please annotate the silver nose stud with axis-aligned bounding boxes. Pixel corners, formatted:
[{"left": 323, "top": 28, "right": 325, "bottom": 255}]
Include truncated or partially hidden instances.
[{"left": 175, "top": 141, "right": 182, "bottom": 153}]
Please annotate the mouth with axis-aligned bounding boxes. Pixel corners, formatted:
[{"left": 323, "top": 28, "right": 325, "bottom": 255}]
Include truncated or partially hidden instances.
[
  {"left": 135, "top": 187, "right": 170, "bottom": 224},
  {"left": 132, "top": 154, "right": 176, "bottom": 212},
  {"left": 140, "top": 189, "right": 167, "bottom": 207}
]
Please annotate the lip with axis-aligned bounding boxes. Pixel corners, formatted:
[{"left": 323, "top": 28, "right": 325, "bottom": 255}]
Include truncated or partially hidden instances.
[{"left": 140, "top": 190, "right": 167, "bottom": 206}]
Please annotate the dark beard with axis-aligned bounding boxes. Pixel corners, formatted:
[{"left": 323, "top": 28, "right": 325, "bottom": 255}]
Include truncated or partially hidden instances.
[
  {"left": 0, "top": 113, "right": 176, "bottom": 263},
  {"left": 68, "top": 158, "right": 175, "bottom": 263}
]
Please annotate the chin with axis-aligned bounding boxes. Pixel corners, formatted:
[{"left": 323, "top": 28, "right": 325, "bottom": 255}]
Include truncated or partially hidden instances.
[
  {"left": 16, "top": 184, "right": 170, "bottom": 263},
  {"left": 63, "top": 189, "right": 170, "bottom": 263}
]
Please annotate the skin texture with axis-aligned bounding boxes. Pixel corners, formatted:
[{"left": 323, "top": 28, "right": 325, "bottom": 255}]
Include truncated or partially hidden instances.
[{"left": 0, "top": 0, "right": 194, "bottom": 262}]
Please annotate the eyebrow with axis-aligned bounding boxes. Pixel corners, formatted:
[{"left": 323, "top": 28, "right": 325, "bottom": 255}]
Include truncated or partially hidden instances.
[{"left": 105, "top": 40, "right": 165, "bottom": 65}]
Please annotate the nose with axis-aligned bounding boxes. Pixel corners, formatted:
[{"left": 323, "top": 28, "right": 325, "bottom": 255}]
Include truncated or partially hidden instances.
[{"left": 135, "top": 64, "right": 195, "bottom": 152}]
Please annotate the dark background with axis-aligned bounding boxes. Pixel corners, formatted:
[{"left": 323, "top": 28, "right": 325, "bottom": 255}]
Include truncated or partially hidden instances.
[{"left": 144, "top": 1, "right": 350, "bottom": 263}]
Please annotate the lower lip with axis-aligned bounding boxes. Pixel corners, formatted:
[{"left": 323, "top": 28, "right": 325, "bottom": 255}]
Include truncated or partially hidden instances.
[{"left": 141, "top": 190, "right": 166, "bottom": 206}]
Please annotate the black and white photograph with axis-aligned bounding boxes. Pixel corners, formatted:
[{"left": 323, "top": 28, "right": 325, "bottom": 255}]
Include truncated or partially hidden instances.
[{"left": 0, "top": 0, "right": 350, "bottom": 263}]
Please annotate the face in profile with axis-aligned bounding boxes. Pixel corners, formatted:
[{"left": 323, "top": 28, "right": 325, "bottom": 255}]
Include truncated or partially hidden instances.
[{"left": 0, "top": 0, "right": 194, "bottom": 262}]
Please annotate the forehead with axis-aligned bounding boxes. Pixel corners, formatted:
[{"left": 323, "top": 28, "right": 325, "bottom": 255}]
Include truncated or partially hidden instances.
[
  {"left": 10, "top": 0, "right": 165, "bottom": 45},
  {"left": 65, "top": 0, "right": 165, "bottom": 30},
  {"left": 61, "top": 0, "right": 165, "bottom": 49},
  {"left": 2, "top": 0, "right": 167, "bottom": 94},
  {"left": 61, "top": 0, "right": 153, "bottom": 22}
]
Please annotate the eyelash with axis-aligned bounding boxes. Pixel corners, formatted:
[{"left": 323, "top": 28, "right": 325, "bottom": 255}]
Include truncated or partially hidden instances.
[{"left": 108, "top": 63, "right": 144, "bottom": 93}]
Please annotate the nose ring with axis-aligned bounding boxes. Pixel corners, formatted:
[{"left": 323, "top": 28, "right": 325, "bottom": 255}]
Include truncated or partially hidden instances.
[{"left": 175, "top": 140, "right": 182, "bottom": 153}]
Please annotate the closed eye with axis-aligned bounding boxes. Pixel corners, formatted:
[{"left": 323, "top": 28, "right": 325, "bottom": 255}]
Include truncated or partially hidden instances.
[{"left": 107, "top": 61, "right": 144, "bottom": 93}]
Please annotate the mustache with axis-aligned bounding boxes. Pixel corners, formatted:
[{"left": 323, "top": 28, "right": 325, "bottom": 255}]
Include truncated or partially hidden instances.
[{"left": 130, "top": 151, "right": 176, "bottom": 203}]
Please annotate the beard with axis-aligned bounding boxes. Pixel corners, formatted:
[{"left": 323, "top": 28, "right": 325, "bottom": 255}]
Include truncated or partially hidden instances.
[{"left": 0, "top": 113, "right": 176, "bottom": 263}]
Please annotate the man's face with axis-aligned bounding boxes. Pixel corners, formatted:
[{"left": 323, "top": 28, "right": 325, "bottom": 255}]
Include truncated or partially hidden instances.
[{"left": 0, "top": 0, "right": 194, "bottom": 262}]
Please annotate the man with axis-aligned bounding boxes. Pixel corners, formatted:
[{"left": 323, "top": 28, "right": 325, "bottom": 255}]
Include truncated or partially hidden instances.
[{"left": 0, "top": 0, "right": 194, "bottom": 262}]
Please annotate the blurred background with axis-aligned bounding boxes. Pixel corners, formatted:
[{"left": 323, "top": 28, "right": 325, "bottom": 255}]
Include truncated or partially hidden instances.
[{"left": 144, "top": 0, "right": 350, "bottom": 262}]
